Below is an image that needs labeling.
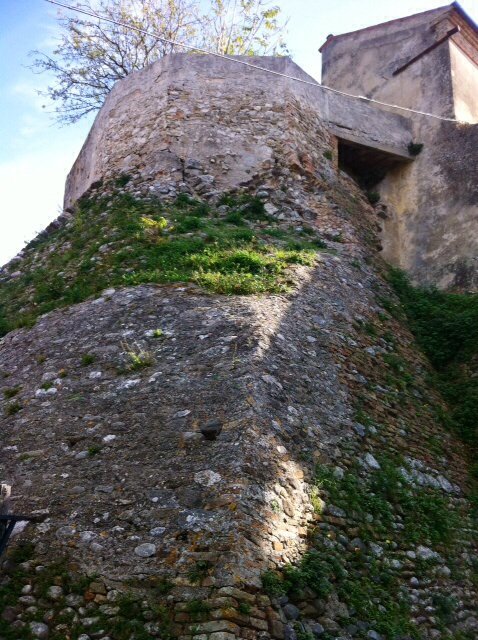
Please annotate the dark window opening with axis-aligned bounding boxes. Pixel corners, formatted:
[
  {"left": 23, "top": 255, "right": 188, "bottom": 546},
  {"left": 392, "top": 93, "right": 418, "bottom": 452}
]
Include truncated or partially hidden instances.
[{"left": 338, "top": 137, "right": 412, "bottom": 189}]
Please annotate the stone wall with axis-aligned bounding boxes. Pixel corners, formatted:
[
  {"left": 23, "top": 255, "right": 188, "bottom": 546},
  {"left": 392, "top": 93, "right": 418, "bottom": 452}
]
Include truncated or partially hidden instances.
[
  {"left": 1, "top": 137, "right": 477, "bottom": 639},
  {"left": 0, "top": 40, "right": 477, "bottom": 640},
  {"left": 63, "top": 54, "right": 412, "bottom": 211}
]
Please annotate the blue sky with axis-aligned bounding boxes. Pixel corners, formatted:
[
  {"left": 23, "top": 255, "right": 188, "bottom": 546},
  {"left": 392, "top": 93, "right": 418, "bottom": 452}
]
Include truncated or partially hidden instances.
[{"left": 1, "top": 0, "right": 477, "bottom": 265}]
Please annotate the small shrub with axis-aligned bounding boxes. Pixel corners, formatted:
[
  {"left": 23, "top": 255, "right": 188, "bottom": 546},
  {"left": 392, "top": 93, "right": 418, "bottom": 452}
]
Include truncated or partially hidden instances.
[
  {"left": 261, "top": 570, "right": 285, "bottom": 597},
  {"left": 360, "top": 320, "right": 377, "bottom": 337},
  {"left": 310, "top": 237, "right": 328, "bottom": 249},
  {"left": 323, "top": 150, "right": 333, "bottom": 160},
  {"left": 225, "top": 211, "right": 246, "bottom": 226},
  {"left": 88, "top": 445, "right": 101, "bottom": 457},
  {"left": 238, "top": 602, "right": 251, "bottom": 615},
  {"left": 329, "top": 232, "right": 344, "bottom": 243},
  {"left": 270, "top": 499, "right": 281, "bottom": 513},
  {"left": 115, "top": 173, "right": 132, "bottom": 187},
  {"left": 367, "top": 190, "right": 380, "bottom": 205},
  {"left": 3, "top": 386, "right": 20, "bottom": 399},
  {"left": 186, "top": 599, "right": 211, "bottom": 620},
  {"left": 382, "top": 353, "right": 414, "bottom": 388},
  {"left": 408, "top": 141, "right": 424, "bottom": 156},
  {"left": 186, "top": 560, "right": 211, "bottom": 584},
  {"left": 141, "top": 216, "right": 168, "bottom": 237},
  {"left": 354, "top": 407, "right": 374, "bottom": 427},
  {"left": 175, "top": 216, "right": 203, "bottom": 233},
  {"left": 0, "top": 314, "right": 11, "bottom": 337},
  {"left": 192, "top": 201, "right": 210, "bottom": 217},
  {"left": 294, "top": 624, "right": 315, "bottom": 640},
  {"left": 81, "top": 353, "right": 96, "bottom": 366},
  {"left": 283, "top": 551, "right": 335, "bottom": 598},
  {"left": 123, "top": 343, "right": 154, "bottom": 370},
  {"left": 174, "top": 192, "right": 194, "bottom": 208},
  {"left": 116, "top": 592, "right": 142, "bottom": 618},
  {"left": 432, "top": 594, "right": 457, "bottom": 623},
  {"left": 8, "top": 541, "right": 35, "bottom": 564},
  {"left": 5, "top": 402, "right": 22, "bottom": 416},
  {"left": 154, "top": 577, "right": 174, "bottom": 595}
]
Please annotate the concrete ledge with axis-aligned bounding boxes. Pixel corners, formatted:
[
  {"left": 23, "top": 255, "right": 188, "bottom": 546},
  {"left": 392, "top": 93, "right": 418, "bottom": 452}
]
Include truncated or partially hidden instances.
[{"left": 328, "top": 127, "right": 414, "bottom": 162}]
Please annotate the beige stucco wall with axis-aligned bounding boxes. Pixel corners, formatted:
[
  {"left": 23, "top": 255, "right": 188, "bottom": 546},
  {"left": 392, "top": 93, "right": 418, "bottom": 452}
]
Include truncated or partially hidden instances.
[
  {"left": 450, "top": 41, "right": 478, "bottom": 123},
  {"left": 373, "top": 37, "right": 478, "bottom": 290},
  {"left": 322, "top": 9, "right": 478, "bottom": 291},
  {"left": 322, "top": 8, "right": 478, "bottom": 125},
  {"left": 321, "top": 6, "right": 455, "bottom": 115},
  {"left": 379, "top": 117, "right": 478, "bottom": 291},
  {"left": 379, "top": 42, "right": 454, "bottom": 116}
]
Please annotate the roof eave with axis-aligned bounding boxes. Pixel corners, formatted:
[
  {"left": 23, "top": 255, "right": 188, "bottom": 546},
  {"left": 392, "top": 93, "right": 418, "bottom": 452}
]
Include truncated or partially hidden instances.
[
  {"left": 319, "top": 3, "right": 461, "bottom": 53},
  {"left": 451, "top": 1, "right": 478, "bottom": 33}
]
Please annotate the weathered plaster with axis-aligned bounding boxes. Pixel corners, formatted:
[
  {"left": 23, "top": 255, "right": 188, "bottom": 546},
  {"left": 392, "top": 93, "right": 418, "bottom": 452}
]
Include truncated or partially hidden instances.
[
  {"left": 321, "top": 5, "right": 454, "bottom": 114},
  {"left": 380, "top": 119, "right": 478, "bottom": 290},
  {"left": 321, "top": 4, "right": 478, "bottom": 290}
]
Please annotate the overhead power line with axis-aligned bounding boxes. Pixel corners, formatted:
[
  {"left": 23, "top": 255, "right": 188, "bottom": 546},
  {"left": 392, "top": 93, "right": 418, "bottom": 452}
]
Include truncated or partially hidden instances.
[{"left": 44, "top": 0, "right": 462, "bottom": 124}]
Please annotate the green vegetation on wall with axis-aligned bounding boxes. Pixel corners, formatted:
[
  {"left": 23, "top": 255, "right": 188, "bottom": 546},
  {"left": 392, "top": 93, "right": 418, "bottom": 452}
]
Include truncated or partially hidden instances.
[
  {"left": 263, "top": 456, "right": 472, "bottom": 639},
  {"left": 388, "top": 268, "right": 478, "bottom": 453},
  {"left": 0, "top": 190, "right": 327, "bottom": 337},
  {"left": 0, "top": 546, "right": 173, "bottom": 640}
]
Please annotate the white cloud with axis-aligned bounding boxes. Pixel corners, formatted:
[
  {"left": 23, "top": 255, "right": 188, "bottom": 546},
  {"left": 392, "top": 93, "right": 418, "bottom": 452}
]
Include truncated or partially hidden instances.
[
  {"left": 18, "top": 114, "right": 46, "bottom": 138},
  {"left": 11, "top": 82, "right": 40, "bottom": 100}
]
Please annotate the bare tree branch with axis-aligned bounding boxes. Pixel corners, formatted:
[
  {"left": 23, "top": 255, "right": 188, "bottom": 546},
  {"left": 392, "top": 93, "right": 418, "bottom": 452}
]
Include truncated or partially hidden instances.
[{"left": 30, "top": 0, "right": 288, "bottom": 124}]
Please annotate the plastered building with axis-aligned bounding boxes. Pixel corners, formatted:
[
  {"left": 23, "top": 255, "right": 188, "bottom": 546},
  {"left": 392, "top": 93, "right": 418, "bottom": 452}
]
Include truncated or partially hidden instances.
[{"left": 321, "top": 1, "right": 478, "bottom": 289}]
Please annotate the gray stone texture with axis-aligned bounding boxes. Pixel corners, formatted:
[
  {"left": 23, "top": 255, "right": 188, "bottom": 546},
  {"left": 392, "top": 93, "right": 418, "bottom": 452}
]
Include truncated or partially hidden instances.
[{"left": 64, "top": 55, "right": 412, "bottom": 212}]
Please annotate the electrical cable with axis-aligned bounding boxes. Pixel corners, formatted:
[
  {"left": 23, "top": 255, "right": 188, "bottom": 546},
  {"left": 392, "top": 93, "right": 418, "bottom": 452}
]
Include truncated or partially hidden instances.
[{"left": 44, "top": 0, "right": 463, "bottom": 123}]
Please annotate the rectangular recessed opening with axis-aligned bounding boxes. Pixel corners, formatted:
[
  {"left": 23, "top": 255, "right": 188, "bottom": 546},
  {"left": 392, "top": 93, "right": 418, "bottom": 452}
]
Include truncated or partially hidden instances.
[{"left": 337, "top": 136, "right": 413, "bottom": 188}]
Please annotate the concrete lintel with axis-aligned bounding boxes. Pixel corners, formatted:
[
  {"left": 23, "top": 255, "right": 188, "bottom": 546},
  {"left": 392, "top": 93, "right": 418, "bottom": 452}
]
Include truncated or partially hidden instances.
[{"left": 328, "top": 126, "right": 414, "bottom": 162}]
